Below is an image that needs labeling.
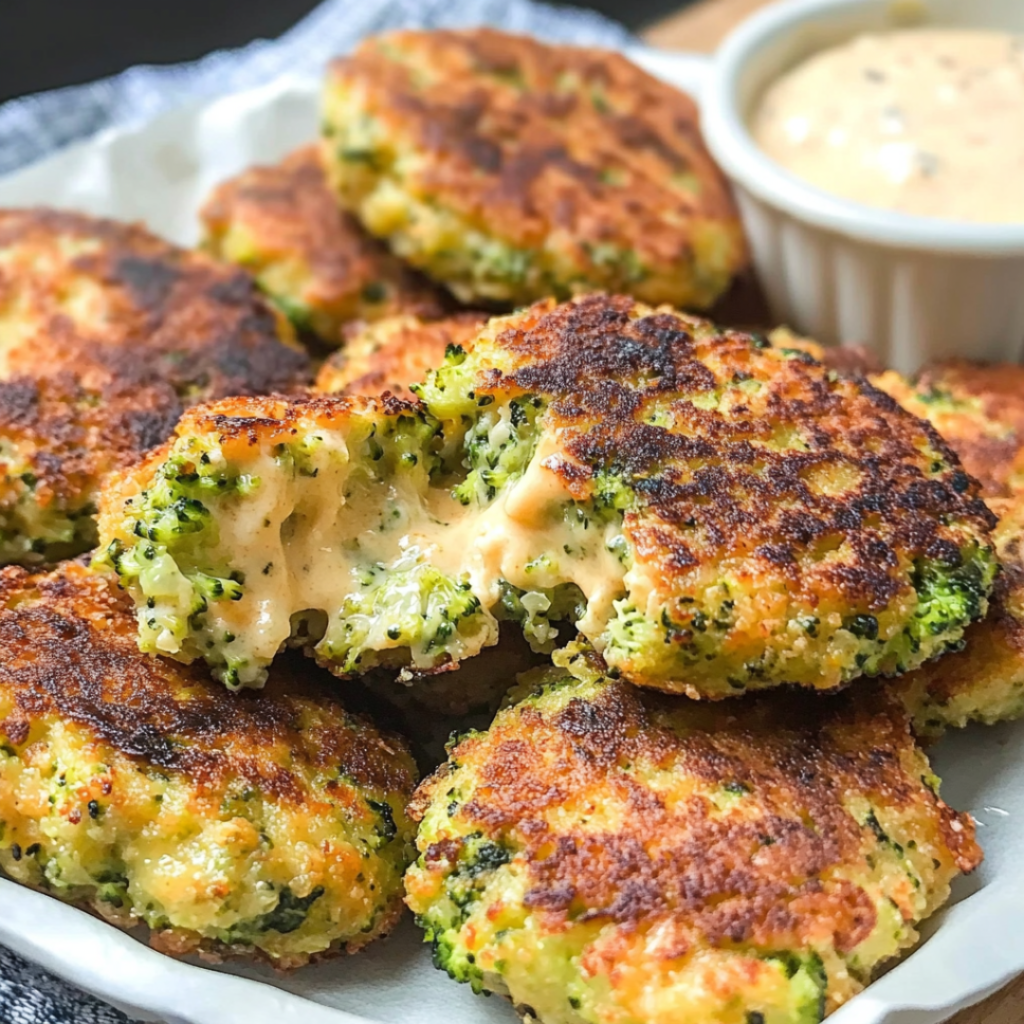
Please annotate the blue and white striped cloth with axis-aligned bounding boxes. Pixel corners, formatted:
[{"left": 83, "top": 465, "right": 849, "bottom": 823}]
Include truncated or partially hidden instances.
[
  {"left": 0, "top": 0, "right": 630, "bottom": 1020},
  {"left": 0, "top": 0, "right": 631, "bottom": 177}
]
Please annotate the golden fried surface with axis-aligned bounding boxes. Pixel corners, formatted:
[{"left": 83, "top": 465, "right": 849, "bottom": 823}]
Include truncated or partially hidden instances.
[
  {"left": 201, "top": 146, "right": 448, "bottom": 343},
  {"left": 897, "top": 497, "right": 1024, "bottom": 735},
  {"left": 101, "top": 391, "right": 406, "bottom": 487},
  {"left": 419, "top": 295, "right": 996, "bottom": 694},
  {"left": 767, "top": 326, "right": 883, "bottom": 377},
  {"left": 98, "top": 296, "right": 997, "bottom": 698},
  {"left": 0, "top": 563, "right": 417, "bottom": 967},
  {"left": 324, "top": 30, "right": 746, "bottom": 307},
  {"left": 873, "top": 361, "right": 1024, "bottom": 499},
  {"left": 0, "top": 208, "right": 310, "bottom": 395},
  {"left": 0, "top": 208, "right": 311, "bottom": 564},
  {"left": 865, "top": 359, "right": 1024, "bottom": 734},
  {"left": 0, "top": 372, "right": 180, "bottom": 562},
  {"left": 407, "top": 645, "right": 980, "bottom": 1024},
  {"left": 316, "top": 313, "right": 486, "bottom": 399}
]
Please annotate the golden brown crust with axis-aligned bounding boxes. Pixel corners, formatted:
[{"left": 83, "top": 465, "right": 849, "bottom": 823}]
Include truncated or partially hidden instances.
[
  {"left": 316, "top": 312, "right": 487, "bottom": 398},
  {"left": 913, "top": 361, "right": 1024, "bottom": 498},
  {"left": 201, "top": 147, "right": 448, "bottom": 338},
  {"left": 0, "top": 208, "right": 312, "bottom": 558},
  {"left": 118, "top": 390, "right": 420, "bottom": 468},
  {"left": 0, "top": 563, "right": 415, "bottom": 800},
  {"left": 871, "top": 362, "right": 1024, "bottom": 501},
  {"left": 0, "top": 207, "right": 310, "bottom": 396},
  {"left": 476, "top": 296, "right": 993, "bottom": 620},
  {"left": 893, "top": 496, "right": 1024, "bottom": 733},
  {"left": 0, "top": 372, "right": 180, "bottom": 531},
  {"left": 327, "top": 30, "right": 745, "bottom": 299},
  {"left": 767, "top": 327, "right": 883, "bottom": 377},
  {"left": 412, "top": 672, "right": 980, "bottom": 960}
]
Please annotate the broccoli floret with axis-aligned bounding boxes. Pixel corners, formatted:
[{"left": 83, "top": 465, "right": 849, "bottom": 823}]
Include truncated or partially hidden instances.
[
  {"left": 496, "top": 580, "right": 586, "bottom": 652},
  {"left": 93, "top": 868, "right": 130, "bottom": 909},
  {"left": 604, "top": 602, "right": 669, "bottom": 661},
  {"left": 366, "top": 798, "right": 399, "bottom": 847},
  {"left": 911, "top": 548, "right": 994, "bottom": 641},
  {"left": 761, "top": 952, "right": 827, "bottom": 1024},
  {"left": 362, "top": 412, "right": 444, "bottom": 479},
  {"left": 452, "top": 397, "right": 544, "bottom": 506},
  {"left": 411, "top": 343, "right": 479, "bottom": 422},
  {"left": 420, "top": 925, "right": 487, "bottom": 989},
  {"left": 590, "top": 470, "right": 635, "bottom": 518},
  {"left": 319, "top": 562, "right": 496, "bottom": 674},
  {"left": 415, "top": 832, "right": 513, "bottom": 991},
  {"left": 847, "top": 544, "right": 997, "bottom": 679},
  {"left": 604, "top": 599, "right": 734, "bottom": 674},
  {"left": 224, "top": 885, "right": 326, "bottom": 944}
]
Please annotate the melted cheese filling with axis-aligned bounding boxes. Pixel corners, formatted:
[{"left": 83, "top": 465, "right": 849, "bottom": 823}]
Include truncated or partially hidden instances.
[{"left": 157, "top": 426, "right": 627, "bottom": 684}]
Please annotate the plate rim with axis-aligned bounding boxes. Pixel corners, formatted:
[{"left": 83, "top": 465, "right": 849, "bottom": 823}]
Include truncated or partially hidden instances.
[{"left": 0, "top": 41, "right": 1021, "bottom": 1024}]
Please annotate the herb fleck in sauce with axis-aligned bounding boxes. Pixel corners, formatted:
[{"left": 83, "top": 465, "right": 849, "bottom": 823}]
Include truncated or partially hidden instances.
[{"left": 752, "top": 29, "right": 1024, "bottom": 222}]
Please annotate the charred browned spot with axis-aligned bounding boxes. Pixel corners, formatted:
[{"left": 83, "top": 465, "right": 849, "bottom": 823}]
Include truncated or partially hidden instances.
[
  {"left": 0, "top": 373, "right": 182, "bottom": 515},
  {"left": 425, "top": 838, "right": 463, "bottom": 864},
  {"left": 328, "top": 29, "right": 745, "bottom": 270},
  {"left": 0, "top": 207, "right": 310, "bottom": 401},
  {"left": 465, "top": 297, "right": 995, "bottom": 613},
  {"left": 0, "top": 564, "right": 416, "bottom": 801},
  {"left": 109, "top": 255, "right": 182, "bottom": 311},
  {"left": 200, "top": 147, "right": 448, "bottom": 336},
  {"left": 415, "top": 672, "right": 981, "bottom": 954}
]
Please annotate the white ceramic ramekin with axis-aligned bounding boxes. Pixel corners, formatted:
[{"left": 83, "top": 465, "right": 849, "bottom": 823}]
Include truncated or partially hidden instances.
[{"left": 702, "top": 0, "right": 1024, "bottom": 373}]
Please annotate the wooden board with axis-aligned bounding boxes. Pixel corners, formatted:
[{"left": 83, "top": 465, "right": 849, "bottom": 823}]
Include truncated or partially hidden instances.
[
  {"left": 643, "top": 0, "right": 776, "bottom": 49},
  {"left": 641, "top": 4, "right": 1024, "bottom": 1022}
]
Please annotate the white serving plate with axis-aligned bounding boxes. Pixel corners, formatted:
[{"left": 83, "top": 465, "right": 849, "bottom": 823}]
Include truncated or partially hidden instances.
[{"left": 0, "top": 45, "right": 1022, "bottom": 1024}]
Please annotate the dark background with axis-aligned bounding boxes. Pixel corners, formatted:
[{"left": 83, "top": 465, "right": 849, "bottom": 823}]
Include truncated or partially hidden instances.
[{"left": 0, "top": 0, "right": 681, "bottom": 104}]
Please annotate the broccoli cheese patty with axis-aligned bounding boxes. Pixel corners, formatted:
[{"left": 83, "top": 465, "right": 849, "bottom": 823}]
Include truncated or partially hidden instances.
[
  {"left": 0, "top": 208, "right": 311, "bottom": 565},
  {"left": 201, "top": 146, "right": 448, "bottom": 344},
  {"left": 323, "top": 30, "right": 746, "bottom": 308},
  {"left": 896, "top": 497, "right": 1024, "bottom": 736},
  {"left": 316, "top": 313, "right": 486, "bottom": 399},
  {"left": 406, "top": 643, "right": 981, "bottom": 1024},
  {"left": 868, "top": 361, "right": 1024, "bottom": 735},
  {"left": 757, "top": 343, "right": 1024, "bottom": 735},
  {"left": 97, "top": 392, "right": 504, "bottom": 689},
  {"left": 414, "top": 296, "right": 996, "bottom": 694},
  {"left": 872, "top": 361, "right": 1024, "bottom": 500},
  {"left": 0, "top": 563, "right": 416, "bottom": 968},
  {"left": 96, "top": 296, "right": 996, "bottom": 697}
]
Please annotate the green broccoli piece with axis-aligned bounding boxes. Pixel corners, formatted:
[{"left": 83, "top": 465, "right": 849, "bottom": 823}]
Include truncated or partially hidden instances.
[
  {"left": 761, "top": 951, "right": 827, "bottom": 1024},
  {"left": 496, "top": 580, "right": 586, "bottom": 652},
  {"left": 319, "top": 563, "right": 495, "bottom": 674},
  {"left": 452, "top": 397, "right": 544, "bottom": 507},
  {"left": 415, "top": 833, "right": 512, "bottom": 991}
]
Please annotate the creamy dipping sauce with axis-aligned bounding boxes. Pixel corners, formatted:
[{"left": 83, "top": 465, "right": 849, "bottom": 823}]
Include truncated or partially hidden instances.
[{"left": 752, "top": 29, "right": 1024, "bottom": 222}]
